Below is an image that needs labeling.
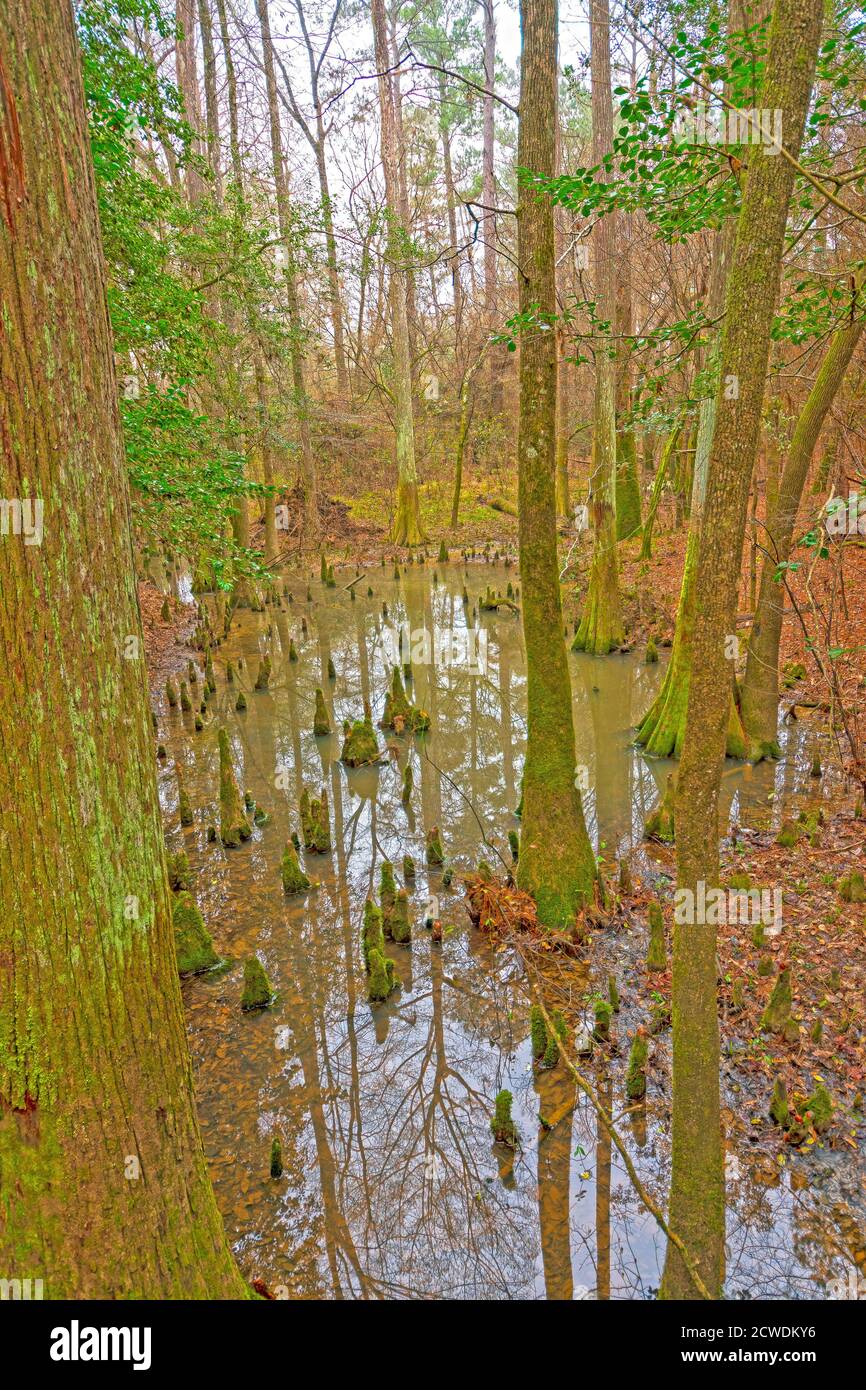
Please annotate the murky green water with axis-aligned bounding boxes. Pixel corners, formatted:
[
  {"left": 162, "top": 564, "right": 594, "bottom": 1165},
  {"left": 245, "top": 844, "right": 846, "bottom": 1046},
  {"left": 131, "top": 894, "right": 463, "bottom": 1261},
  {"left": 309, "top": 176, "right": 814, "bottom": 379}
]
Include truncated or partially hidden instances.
[{"left": 157, "top": 561, "right": 863, "bottom": 1299}]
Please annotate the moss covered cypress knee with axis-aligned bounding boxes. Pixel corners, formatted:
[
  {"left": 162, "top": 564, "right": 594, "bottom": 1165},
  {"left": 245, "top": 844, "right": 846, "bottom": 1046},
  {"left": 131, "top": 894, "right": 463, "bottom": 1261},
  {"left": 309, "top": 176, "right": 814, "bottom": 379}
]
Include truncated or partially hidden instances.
[
  {"left": 270, "top": 1136, "right": 283, "bottom": 1179},
  {"left": 644, "top": 775, "right": 675, "bottom": 843},
  {"left": 254, "top": 655, "right": 271, "bottom": 691},
  {"left": 340, "top": 714, "right": 380, "bottom": 765},
  {"left": 403, "top": 854, "right": 415, "bottom": 880},
  {"left": 281, "top": 839, "right": 312, "bottom": 894},
  {"left": 180, "top": 680, "right": 192, "bottom": 712},
  {"left": 426, "top": 825, "right": 444, "bottom": 865},
  {"left": 367, "top": 947, "right": 396, "bottom": 1002},
  {"left": 315, "top": 787, "right": 330, "bottom": 852},
  {"left": 775, "top": 819, "right": 800, "bottom": 848},
  {"left": 838, "top": 870, "right": 866, "bottom": 903},
  {"left": 219, "top": 727, "right": 251, "bottom": 848},
  {"left": 167, "top": 850, "right": 192, "bottom": 892},
  {"left": 761, "top": 966, "right": 792, "bottom": 1034},
  {"left": 804, "top": 1081, "right": 832, "bottom": 1134},
  {"left": 593, "top": 999, "right": 613, "bottom": 1043},
  {"left": 240, "top": 956, "right": 273, "bottom": 1010},
  {"left": 401, "top": 761, "right": 413, "bottom": 803},
  {"left": 166, "top": 678, "right": 178, "bottom": 708},
  {"left": 626, "top": 1029, "right": 649, "bottom": 1100},
  {"left": 384, "top": 666, "right": 412, "bottom": 726},
  {"left": 490, "top": 1089, "right": 518, "bottom": 1146},
  {"left": 769, "top": 1077, "right": 789, "bottom": 1127},
  {"left": 313, "top": 687, "right": 331, "bottom": 737},
  {"left": 176, "top": 765, "right": 194, "bottom": 828},
  {"left": 173, "top": 892, "right": 219, "bottom": 975},
  {"left": 391, "top": 888, "right": 412, "bottom": 944},
  {"left": 362, "top": 898, "right": 385, "bottom": 970}
]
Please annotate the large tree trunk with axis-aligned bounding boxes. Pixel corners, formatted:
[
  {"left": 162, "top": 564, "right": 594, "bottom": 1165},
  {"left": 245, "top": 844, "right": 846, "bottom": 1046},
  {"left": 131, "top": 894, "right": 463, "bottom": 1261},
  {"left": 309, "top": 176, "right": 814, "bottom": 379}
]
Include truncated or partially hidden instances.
[
  {"left": 371, "top": 0, "right": 425, "bottom": 544},
  {"left": 0, "top": 0, "right": 245, "bottom": 1298},
  {"left": 635, "top": 0, "right": 768, "bottom": 763},
  {"left": 516, "top": 0, "right": 596, "bottom": 927},
  {"left": 661, "top": 0, "right": 823, "bottom": 1300},
  {"left": 574, "top": 0, "right": 623, "bottom": 654},
  {"left": 740, "top": 297, "right": 864, "bottom": 750},
  {"left": 255, "top": 0, "right": 318, "bottom": 533}
]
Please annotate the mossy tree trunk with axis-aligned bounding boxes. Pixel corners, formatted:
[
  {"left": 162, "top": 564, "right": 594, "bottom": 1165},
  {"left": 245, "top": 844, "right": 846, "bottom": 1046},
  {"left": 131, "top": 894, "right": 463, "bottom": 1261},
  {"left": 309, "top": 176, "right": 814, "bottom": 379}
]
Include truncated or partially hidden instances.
[
  {"left": 372, "top": 0, "right": 425, "bottom": 545},
  {"left": 451, "top": 342, "right": 488, "bottom": 528},
  {"left": 636, "top": 222, "right": 744, "bottom": 758},
  {"left": 0, "top": 0, "right": 246, "bottom": 1298},
  {"left": 574, "top": 0, "right": 623, "bottom": 653},
  {"left": 740, "top": 289, "right": 864, "bottom": 750},
  {"left": 662, "top": 0, "right": 823, "bottom": 1300},
  {"left": 614, "top": 214, "right": 642, "bottom": 541},
  {"left": 516, "top": 0, "right": 597, "bottom": 927}
]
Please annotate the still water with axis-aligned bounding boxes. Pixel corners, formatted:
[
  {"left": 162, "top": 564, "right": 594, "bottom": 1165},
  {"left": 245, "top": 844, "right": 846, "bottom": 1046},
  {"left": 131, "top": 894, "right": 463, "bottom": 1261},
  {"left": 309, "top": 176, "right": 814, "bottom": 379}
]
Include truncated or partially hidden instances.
[{"left": 158, "top": 561, "right": 863, "bottom": 1299}]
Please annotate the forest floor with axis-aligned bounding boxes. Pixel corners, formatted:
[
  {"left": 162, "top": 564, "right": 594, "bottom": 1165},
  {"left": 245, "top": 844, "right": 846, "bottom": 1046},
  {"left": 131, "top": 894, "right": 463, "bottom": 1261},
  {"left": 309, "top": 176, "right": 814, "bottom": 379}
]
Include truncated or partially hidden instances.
[{"left": 600, "top": 800, "right": 866, "bottom": 1163}]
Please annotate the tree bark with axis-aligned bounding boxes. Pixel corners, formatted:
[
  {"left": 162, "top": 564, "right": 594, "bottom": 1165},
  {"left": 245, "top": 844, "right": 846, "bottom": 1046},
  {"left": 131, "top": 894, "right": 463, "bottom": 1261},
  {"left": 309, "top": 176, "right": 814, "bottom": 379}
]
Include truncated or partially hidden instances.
[
  {"left": 662, "top": 0, "right": 823, "bottom": 1300},
  {"left": 0, "top": 0, "right": 245, "bottom": 1298},
  {"left": 740, "top": 292, "right": 864, "bottom": 750},
  {"left": 574, "top": 0, "right": 623, "bottom": 653},
  {"left": 175, "top": 0, "right": 207, "bottom": 204},
  {"left": 516, "top": 0, "right": 596, "bottom": 927},
  {"left": 255, "top": 0, "right": 318, "bottom": 532},
  {"left": 371, "top": 0, "right": 425, "bottom": 543}
]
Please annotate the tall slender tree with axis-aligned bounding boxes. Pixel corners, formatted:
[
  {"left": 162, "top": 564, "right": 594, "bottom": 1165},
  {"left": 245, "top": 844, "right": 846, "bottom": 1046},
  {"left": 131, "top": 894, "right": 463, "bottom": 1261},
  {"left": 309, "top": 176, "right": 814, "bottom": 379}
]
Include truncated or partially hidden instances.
[
  {"left": 740, "top": 291, "right": 865, "bottom": 750},
  {"left": 662, "top": 0, "right": 824, "bottom": 1300},
  {"left": 256, "top": 0, "right": 318, "bottom": 532},
  {"left": 573, "top": 0, "right": 623, "bottom": 653},
  {"left": 372, "top": 0, "right": 425, "bottom": 543},
  {"left": 0, "top": 0, "right": 245, "bottom": 1298},
  {"left": 516, "top": 0, "right": 596, "bottom": 927}
]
